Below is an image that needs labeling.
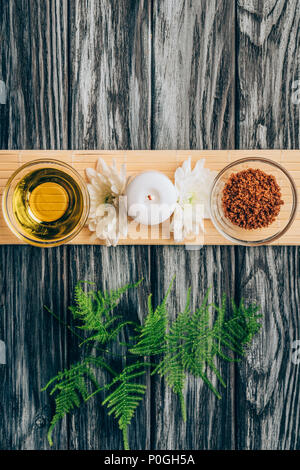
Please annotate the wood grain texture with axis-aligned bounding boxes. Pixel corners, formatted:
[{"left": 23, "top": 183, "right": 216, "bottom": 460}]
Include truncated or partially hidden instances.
[
  {"left": 150, "top": 246, "right": 236, "bottom": 450},
  {"left": 67, "top": 246, "right": 152, "bottom": 450},
  {"left": 150, "top": 0, "right": 236, "bottom": 450},
  {"left": 236, "top": 0, "right": 300, "bottom": 449},
  {"left": 0, "top": 0, "right": 8, "bottom": 148},
  {"left": 0, "top": 0, "right": 69, "bottom": 149},
  {"left": 234, "top": 247, "right": 300, "bottom": 450},
  {"left": 1, "top": 0, "right": 300, "bottom": 451},
  {"left": 152, "top": 0, "right": 235, "bottom": 149},
  {"left": 237, "top": 0, "right": 300, "bottom": 148},
  {"left": 0, "top": 0, "right": 70, "bottom": 451},
  {"left": 66, "top": 0, "right": 153, "bottom": 450},
  {"left": 70, "top": 0, "right": 151, "bottom": 150},
  {"left": 0, "top": 246, "right": 69, "bottom": 449}
]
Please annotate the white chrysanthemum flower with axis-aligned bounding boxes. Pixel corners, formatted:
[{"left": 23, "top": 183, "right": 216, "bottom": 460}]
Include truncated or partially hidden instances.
[
  {"left": 172, "top": 157, "right": 217, "bottom": 241},
  {"left": 86, "top": 158, "right": 128, "bottom": 246}
]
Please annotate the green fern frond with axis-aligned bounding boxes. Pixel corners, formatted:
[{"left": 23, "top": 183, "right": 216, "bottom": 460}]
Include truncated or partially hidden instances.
[
  {"left": 70, "top": 280, "right": 142, "bottom": 346},
  {"left": 102, "top": 362, "right": 149, "bottom": 450},
  {"left": 129, "top": 277, "right": 175, "bottom": 356},
  {"left": 211, "top": 298, "right": 262, "bottom": 360},
  {"left": 42, "top": 357, "right": 111, "bottom": 446},
  {"left": 153, "top": 289, "right": 262, "bottom": 411},
  {"left": 43, "top": 277, "right": 262, "bottom": 450},
  {"left": 180, "top": 292, "right": 227, "bottom": 393},
  {"left": 182, "top": 295, "right": 262, "bottom": 398},
  {"left": 153, "top": 287, "right": 192, "bottom": 420}
]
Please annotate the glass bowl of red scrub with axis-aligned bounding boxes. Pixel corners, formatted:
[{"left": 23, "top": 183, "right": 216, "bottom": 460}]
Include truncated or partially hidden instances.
[{"left": 209, "top": 157, "right": 298, "bottom": 246}]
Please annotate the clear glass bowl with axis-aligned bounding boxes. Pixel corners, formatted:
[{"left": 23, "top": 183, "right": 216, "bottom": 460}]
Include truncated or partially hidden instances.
[
  {"left": 209, "top": 157, "right": 298, "bottom": 246},
  {"left": 2, "top": 159, "right": 90, "bottom": 247}
]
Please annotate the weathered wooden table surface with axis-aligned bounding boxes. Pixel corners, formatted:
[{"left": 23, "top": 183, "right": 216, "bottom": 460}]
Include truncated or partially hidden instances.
[{"left": 0, "top": 0, "right": 300, "bottom": 450}]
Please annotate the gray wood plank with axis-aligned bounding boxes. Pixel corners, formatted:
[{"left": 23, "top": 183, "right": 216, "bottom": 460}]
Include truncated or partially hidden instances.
[
  {"left": 67, "top": 246, "right": 152, "bottom": 450},
  {"left": 70, "top": 0, "right": 151, "bottom": 150},
  {"left": 236, "top": 0, "right": 300, "bottom": 449},
  {"left": 2, "top": 0, "right": 299, "bottom": 451},
  {"left": 234, "top": 246, "right": 300, "bottom": 450},
  {"left": 151, "top": 0, "right": 236, "bottom": 449},
  {"left": 0, "top": 0, "right": 8, "bottom": 147},
  {"left": 68, "top": 0, "right": 151, "bottom": 450},
  {"left": 237, "top": 0, "right": 300, "bottom": 148},
  {"left": 151, "top": 246, "right": 236, "bottom": 449},
  {"left": 0, "top": 246, "right": 69, "bottom": 450},
  {"left": 0, "top": 0, "right": 69, "bottom": 149},
  {"left": 152, "top": 0, "right": 235, "bottom": 150},
  {"left": 0, "top": 0, "right": 70, "bottom": 450}
]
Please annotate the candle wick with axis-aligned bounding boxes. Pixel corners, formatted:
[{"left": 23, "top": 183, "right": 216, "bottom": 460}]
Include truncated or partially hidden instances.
[{"left": 147, "top": 194, "right": 153, "bottom": 201}]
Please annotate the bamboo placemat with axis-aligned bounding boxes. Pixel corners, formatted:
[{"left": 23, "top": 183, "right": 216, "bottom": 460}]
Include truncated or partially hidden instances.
[{"left": 0, "top": 150, "right": 299, "bottom": 245}]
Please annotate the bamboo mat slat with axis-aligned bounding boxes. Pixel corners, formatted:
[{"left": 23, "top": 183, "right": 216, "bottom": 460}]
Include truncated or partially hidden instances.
[{"left": 0, "top": 150, "right": 299, "bottom": 245}]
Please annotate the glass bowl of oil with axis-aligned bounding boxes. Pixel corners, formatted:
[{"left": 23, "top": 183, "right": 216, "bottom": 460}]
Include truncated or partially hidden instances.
[{"left": 2, "top": 159, "right": 90, "bottom": 247}]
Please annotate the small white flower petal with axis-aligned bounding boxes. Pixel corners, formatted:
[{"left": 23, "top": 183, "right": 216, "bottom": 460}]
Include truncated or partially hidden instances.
[
  {"left": 86, "top": 158, "right": 127, "bottom": 246},
  {"left": 172, "top": 157, "right": 216, "bottom": 241},
  {"left": 86, "top": 167, "right": 97, "bottom": 181}
]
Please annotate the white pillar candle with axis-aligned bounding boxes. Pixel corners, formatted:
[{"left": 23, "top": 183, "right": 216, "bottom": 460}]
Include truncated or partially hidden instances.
[{"left": 126, "top": 171, "right": 177, "bottom": 225}]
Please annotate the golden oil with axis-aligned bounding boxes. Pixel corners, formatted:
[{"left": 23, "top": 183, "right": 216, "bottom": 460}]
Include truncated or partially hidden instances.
[{"left": 12, "top": 168, "right": 84, "bottom": 241}]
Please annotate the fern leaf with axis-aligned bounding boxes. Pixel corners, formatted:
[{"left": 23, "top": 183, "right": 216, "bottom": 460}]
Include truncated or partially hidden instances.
[
  {"left": 212, "top": 299, "right": 262, "bottom": 359},
  {"left": 102, "top": 363, "right": 149, "bottom": 450},
  {"left": 157, "top": 288, "right": 224, "bottom": 401},
  {"left": 153, "top": 288, "right": 191, "bottom": 420},
  {"left": 43, "top": 278, "right": 262, "bottom": 450},
  {"left": 130, "top": 277, "right": 175, "bottom": 356},
  {"left": 70, "top": 280, "right": 142, "bottom": 346},
  {"left": 182, "top": 294, "right": 262, "bottom": 398},
  {"left": 42, "top": 357, "right": 109, "bottom": 446},
  {"left": 153, "top": 288, "right": 262, "bottom": 410}
]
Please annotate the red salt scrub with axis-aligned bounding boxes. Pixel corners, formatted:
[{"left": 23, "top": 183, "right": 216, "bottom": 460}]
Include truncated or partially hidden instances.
[{"left": 222, "top": 168, "right": 284, "bottom": 230}]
